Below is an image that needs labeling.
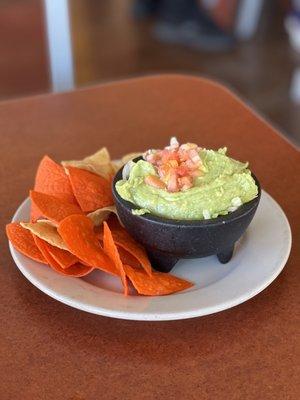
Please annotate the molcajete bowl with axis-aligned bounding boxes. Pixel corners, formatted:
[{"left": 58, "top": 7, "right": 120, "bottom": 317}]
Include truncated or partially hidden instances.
[{"left": 112, "top": 159, "right": 261, "bottom": 272}]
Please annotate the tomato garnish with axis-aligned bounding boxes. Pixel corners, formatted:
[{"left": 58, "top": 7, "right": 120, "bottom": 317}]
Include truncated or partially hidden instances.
[{"left": 144, "top": 138, "right": 203, "bottom": 192}]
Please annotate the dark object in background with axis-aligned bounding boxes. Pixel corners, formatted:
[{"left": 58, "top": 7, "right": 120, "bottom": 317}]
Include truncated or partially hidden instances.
[
  {"left": 112, "top": 158, "right": 261, "bottom": 272},
  {"left": 133, "top": 0, "right": 160, "bottom": 18},
  {"left": 133, "top": 0, "right": 234, "bottom": 51}
]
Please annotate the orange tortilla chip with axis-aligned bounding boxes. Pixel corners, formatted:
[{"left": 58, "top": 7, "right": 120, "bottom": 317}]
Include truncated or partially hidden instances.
[
  {"left": 31, "top": 155, "right": 77, "bottom": 221},
  {"left": 45, "top": 244, "right": 78, "bottom": 269},
  {"left": 30, "top": 190, "right": 83, "bottom": 224},
  {"left": 6, "top": 223, "right": 47, "bottom": 264},
  {"left": 117, "top": 247, "right": 142, "bottom": 269},
  {"left": 109, "top": 225, "right": 152, "bottom": 276},
  {"left": 103, "top": 222, "right": 128, "bottom": 295},
  {"left": 33, "top": 236, "right": 93, "bottom": 277},
  {"left": 58, "top": 215, "right": 118, "bottom": 276},
  {"left": 124, "top": 265, "right": 193, "bottom": 296},
  {"left": 67, "top": 167, "right": 113, "bottom": 212}
]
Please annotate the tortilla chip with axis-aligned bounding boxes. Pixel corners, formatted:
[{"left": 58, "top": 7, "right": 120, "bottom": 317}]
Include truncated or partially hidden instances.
[
  {"left": 38, "top": 219, "right": 56, "bottom": 224},
  {"left": 30, "top": 190, "right": 83, "bottom": 224},
  {"left": 33, "top": 236, "right": 93, "bottom": 277},
  {"left": 20, "top": 221, "right": 68, "bottom": 250},
  {"left": 124, "top": 265, "right": 193, "bottom": 296},
  {"left": 58, "top": 214, "right": 118, "bottom": 276},
  {"left": 111, "top": 160, "right": 123, "bottom": 173},
  {"left": 103, "top": 222, "right": 128, "bottom": 295},
  {"left": 117, "top": 246, "right": 142, "bottom": 269},
  {"left": 106, "top": 214, "right": 124, "bottom": 230},
  {"left": 67, "top": 167, "right": 113, "bottom": 212},
  {"left": 6, "top": 223, "right": 47, "bottom": 264},
  {"left": 111, "top": 152, "right": 142, "bottom": 173},
  {"left": 62, "top": 147, "right": 114, "bottom": 179},
  {"left": 87, "top": 205, "right": 118, "bottom": 226},
  {"left": 109, "top": 225, "right": 152, "bottom": 276},
  {"left": 31, "top": 155, "right": 77, "bottom": 221},
  {"left": 121, "top": 152, "right": 142, "bottom": 164},
  {"left": 45, "top": 245, "right": 78, "bottom": 269}
]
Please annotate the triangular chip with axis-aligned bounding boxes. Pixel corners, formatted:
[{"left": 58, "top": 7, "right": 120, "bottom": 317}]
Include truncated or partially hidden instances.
[
  {"left": 62, "top": 147, "right": 114, "bottom": 179},
  {"left": 31, "top": 155, "right": 77, "bottom": 221},
  {"left": 124, "top": 265, "right": 193, "bottom": 296},
  {"left": 30, "top": 190, "right": 83, "bottom": 224},
  {"left": 33, "top": 236, "right": 93, "bottom": 277},
  {"left": 103, "top": 222, "right": 128, "bottom": 295},
  {"left": 109, "top": 225, "right": 152, "bottom": 276},
  {"left": 117, "top": 246, "right": 142, "bottom": 269},
  {"left": 58, "top": 214, "right": 118, "bottom": 276},
  {"left": 6, "top": 223, "right": 46, "bottom": 264},
  {"left": 45, "top": 245, "right": 78, "bottom": 269},
  {"left": 111, "top": 152, "right": 142, "bottom": 173},
  {"left": 20, "top": 221, "right": 68, "bottom": 250},
  {"left": 87, "top": 205, "right": 118, "bottom": 226},
  {"left": 67, "top": 167, "right": 113, "bottom": 212},
  {"left": 111, "top": 160, "right": 123, "bottom": 173},
  {"left": 121, "top": 152, "right": 142, "bottom": 164}
]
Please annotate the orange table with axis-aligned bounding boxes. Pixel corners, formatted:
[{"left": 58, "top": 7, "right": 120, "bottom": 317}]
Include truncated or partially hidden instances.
[{"left": 1, "top": 75, "right": 299, "bottom": 399}]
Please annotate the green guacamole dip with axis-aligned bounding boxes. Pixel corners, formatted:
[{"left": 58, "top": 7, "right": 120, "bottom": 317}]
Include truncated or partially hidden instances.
[{"left": 115, "top": 148, "right": 258, "bottom": 220}]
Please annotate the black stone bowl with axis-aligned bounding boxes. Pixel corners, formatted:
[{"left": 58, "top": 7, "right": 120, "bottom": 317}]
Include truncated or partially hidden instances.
[{"left": 112, "top": 159, "right": 261, "bottom": 272}]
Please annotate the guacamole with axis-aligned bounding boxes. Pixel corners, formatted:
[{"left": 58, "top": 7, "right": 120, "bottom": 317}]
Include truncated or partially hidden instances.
[{"left": 116, "top": 147, "right": 258, "bottom": 220}]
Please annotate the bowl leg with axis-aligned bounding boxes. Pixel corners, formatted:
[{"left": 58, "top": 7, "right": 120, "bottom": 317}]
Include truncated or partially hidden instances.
[
  {"left": 146, "top": 248, "right": 179, "bottom": 273},
  {"left": 217, "top": 244, "right": 235, "bottom": 264}
]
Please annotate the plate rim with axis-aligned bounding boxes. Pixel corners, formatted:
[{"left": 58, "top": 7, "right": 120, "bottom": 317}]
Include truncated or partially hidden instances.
[{"left": 9, "top": 191, "right": 292, "bottom": 321}]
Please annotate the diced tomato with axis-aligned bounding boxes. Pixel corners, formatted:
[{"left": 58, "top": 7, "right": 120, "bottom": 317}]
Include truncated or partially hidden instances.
[
  {"left": 144, "top": 175, "right": 166, "bottom": 189},
  {"left": 178, "top": 176, "right": 193, "bottom": 190},
  {"left": 143, "top": 138, "right": 203, "bottom": 193},
  {"left": 145, "top": 152, "right": 161, "bottom": 165},
  {"left": 188, "top": 149, "right": 201, "bottom": 163},
  {"left": 184, "top": 160, "right": 198, "bottom": 170},
  {"left": 158, "top": 164, "right": 171, "bottom": 178},
  {"left": 167, "top": 171, "right": 179, "bottom": 192},
  {"left": 161, "top": 150, "right": 180, "bottom": 164},
  {"left": 176, "top": 164, "right": 189, "bottom": 177},
  {"left": 180, "top": 143, "right": 198, "bottom": 151},
  {"left": 168, "top": 160, "right": 179, "bottom": 168},
  {"left": 178, "top": 149, "right": 189, "bottom": 162}
]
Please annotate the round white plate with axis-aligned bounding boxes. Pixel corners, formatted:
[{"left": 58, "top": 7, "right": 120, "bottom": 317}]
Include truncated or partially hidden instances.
[{"left": 9, "top": 190, "right": 291, "bottom": 321}]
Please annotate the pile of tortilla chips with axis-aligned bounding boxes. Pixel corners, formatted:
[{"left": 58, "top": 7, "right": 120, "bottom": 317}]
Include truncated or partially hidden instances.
[{"left": 6, "top": 148, "right": 193, "bottom": 296}]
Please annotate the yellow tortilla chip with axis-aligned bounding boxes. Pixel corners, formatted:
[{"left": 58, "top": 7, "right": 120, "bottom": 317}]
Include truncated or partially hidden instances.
[
  {"left": 20, "top": 221, "right": 68, "bottom": 250},
  {"left": 121, "top": 152, "right": 142, "bottom": 164},
  {"left": 111, "top": 160, "right": 123, "bottom": 173},
  {"left": 62, "top": 147, "right": 114, "bottom": 179},
  {"left": 37, "top": 218, "right": 58, "bottom": 226},
  {"left": 87, "top": 205, "right": 118, "bottom": 226},
  {"left": 111, "top": 152, "right": 142, "bottom": 173}
]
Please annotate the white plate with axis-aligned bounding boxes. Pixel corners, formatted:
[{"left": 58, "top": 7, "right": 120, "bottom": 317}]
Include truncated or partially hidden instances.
[{"left": 9, "top": 190, "right": 291, "bottom": 321}]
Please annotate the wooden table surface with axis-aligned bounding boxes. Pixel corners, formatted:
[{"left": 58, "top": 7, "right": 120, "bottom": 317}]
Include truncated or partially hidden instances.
[{"left": 1, "top": 75, "right": 299, "bottom": 400}]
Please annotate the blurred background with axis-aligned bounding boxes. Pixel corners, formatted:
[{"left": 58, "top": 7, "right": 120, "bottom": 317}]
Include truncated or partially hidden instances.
[{"left": 0, "top": 0, "right": 299, "bottom": 145}]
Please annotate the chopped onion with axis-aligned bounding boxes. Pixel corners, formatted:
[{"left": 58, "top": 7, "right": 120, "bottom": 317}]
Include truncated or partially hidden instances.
[
  {"left": 203, "top": 210, "right": 211, "bottom": 220},
  {"left": 122, "top": 160, "right": 135, "bottom": 180}
]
